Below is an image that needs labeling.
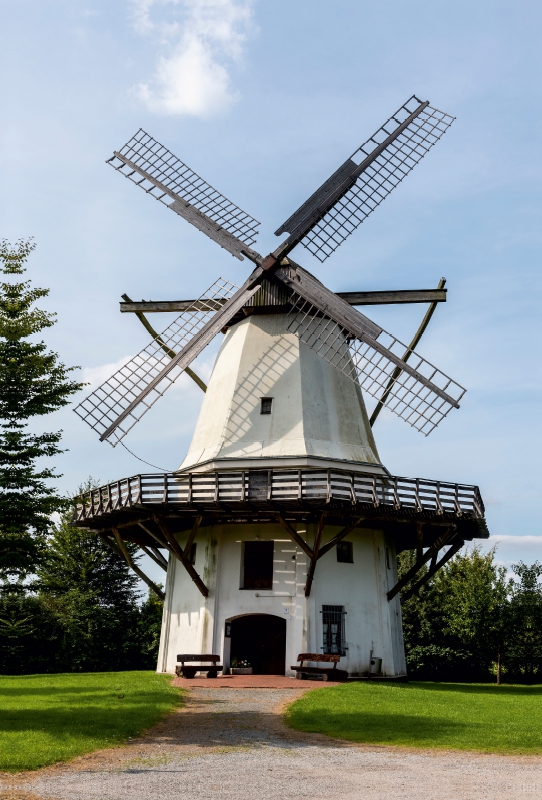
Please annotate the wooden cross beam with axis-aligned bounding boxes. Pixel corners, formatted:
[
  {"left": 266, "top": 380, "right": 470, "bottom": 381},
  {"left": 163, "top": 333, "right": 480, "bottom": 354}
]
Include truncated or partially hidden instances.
[
  {"left": 317, "top": 517, "right": 365, "bottom": 559},
  {"left": 304, "top": 514, "right": 327, "bottom": 597},
  {"left": 119, "top": 288, "right": 447, "bottom": 315},
  {"left": 121, "top": 293, "right": 207, "bottom": 393},
  {"left": 276, "top": 514, "right": 363, "bottom": 596},
  {"left": 275, "top": 515, "right": 313, "bottom": 558},
  {"left": 100, "top": 530, "right": 165, "bottom": 600},
  {"left": 370, "top": 278, "right": 447, "bottom": 427},
  {"left": 139, "top": 544, "right": 168, "bottom": 571},
  {"left": 387, "top": 525, "right": 456, "bottom": 601},
  {"left": 400, "top": 538, "right": 465, "bottom": 602},
  {"left": 153, "top": 516, "right": 209, "bottom": 598}
]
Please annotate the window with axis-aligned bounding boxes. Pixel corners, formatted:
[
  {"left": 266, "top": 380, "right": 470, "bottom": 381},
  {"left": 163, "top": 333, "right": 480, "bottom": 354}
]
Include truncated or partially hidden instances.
[
  {"left": 260, "top": 397, "right": 273, "bottom": 414},
  {"left": 242, "top": 540, "right": 274, "bottom": 589},
  {"left": 322, "top": 605, "right": 347, "bottom": 655},
  {"left": 188, "top": 543, "right": 197, "bottom": 565},
  {"left": 336, "top": 541, "right": 353, "bottom": 563}
]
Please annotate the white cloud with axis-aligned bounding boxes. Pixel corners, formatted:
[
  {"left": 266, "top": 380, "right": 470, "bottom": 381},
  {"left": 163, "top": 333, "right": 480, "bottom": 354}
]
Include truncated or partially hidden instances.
[
  {"left": 82, "top": 356, "right": 133, "bottom": 390},
  {"left": 477, "top": 535, "right": 542, "bottom": 574},
  {"left": 131, "top": 0, "right": 256, "bottom": 117}
]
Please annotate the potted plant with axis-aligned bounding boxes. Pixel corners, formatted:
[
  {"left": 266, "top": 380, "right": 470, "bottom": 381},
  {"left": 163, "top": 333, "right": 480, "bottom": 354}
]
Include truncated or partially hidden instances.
[{"left": 230, "top": 658, "right": 252, "bottom": 675}]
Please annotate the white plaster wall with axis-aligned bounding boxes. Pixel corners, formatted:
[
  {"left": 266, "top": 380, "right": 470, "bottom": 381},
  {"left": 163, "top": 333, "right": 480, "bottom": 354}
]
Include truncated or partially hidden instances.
[
  {"left": 179, "top": 314, "right": 381, "bottom": 471},
  {"left": 158, "top": 523, "right": 407, "bottom": 677}
]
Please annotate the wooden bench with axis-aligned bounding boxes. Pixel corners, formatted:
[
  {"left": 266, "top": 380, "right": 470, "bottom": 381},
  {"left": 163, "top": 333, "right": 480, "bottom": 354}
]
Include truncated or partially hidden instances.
[
  {"left": 291, "top": 653, "right": 348, "bottom": 682},
  {"left": 176, "top": 654, "right": 223, "bottom": 679}
]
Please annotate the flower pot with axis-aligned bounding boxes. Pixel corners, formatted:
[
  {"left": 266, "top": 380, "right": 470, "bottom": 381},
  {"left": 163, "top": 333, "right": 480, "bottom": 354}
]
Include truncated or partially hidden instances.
[{"left": 231, "top": 667, "right": 253, "bottom": 675}]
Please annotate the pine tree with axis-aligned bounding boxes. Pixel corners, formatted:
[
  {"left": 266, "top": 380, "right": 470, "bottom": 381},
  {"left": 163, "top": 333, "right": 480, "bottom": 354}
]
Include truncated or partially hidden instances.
[
  {"left": 0, "top": 239, "right": 83, "bottom": 580},
  {"left": 38, "top": 506, "right": 144, "bottom": 672},
  {"left": 138, "top": 587, "right": 165, "bottom": 668}
]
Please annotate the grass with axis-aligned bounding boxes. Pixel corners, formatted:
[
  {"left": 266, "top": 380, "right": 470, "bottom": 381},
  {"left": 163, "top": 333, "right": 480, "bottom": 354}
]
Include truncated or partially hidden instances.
[
  {"left": 0, "top": 671, "right": 182, "bottom": 772},
  {"left": 286, "top": 681, "right": 542, "bottom": 755}
]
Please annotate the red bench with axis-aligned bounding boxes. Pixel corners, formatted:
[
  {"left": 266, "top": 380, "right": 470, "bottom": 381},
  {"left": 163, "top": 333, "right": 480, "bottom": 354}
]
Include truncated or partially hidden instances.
[
  {"left": 291, "top": 653, "right": 348, "bottom": 682},
  {"left": 176, "top": 654, "right": 223, "bottom": 679}
]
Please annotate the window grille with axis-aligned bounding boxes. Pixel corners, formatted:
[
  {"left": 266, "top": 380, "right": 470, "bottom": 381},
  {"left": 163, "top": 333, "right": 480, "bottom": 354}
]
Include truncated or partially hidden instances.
[
  {"left": 322, "top": 605, "right": 347, "bottom": 656},
  {"left": 260, "top": 397, "right": 273, "bottom": 415}
]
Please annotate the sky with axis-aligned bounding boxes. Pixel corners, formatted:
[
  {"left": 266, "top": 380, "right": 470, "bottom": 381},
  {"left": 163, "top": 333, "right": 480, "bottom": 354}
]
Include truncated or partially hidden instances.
[{"left": 1, "top": 0, "right": 541, "bottom": 584}]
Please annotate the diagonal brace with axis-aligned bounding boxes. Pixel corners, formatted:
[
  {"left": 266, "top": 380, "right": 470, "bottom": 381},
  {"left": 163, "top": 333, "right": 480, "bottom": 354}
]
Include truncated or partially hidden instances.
[
  {"left": 105, "top": 529, "right": 165, "bottom": 600},
  {"left": 401, "top": 539, "right": 464, "bottom": 602},
  {"left": 121, "top": 294, "right": 207, "bottom": 393},
  {"left": 370, "top": 278, "right": 446, "bottom": 427},
  {"left": 317, "top": 517, "right": 365, "bottom": 559},
  {"left": 275, "top": 515, "right": 313, "bottom": 559},
  {"left": 305, "top": 514, "right": 327, "bottom": 597},
  {"left": 154, "top": 516, "right": 209, "bottom": 598},
  {"left": 387, "top": 525, "right": 456, "bottom": 601}
]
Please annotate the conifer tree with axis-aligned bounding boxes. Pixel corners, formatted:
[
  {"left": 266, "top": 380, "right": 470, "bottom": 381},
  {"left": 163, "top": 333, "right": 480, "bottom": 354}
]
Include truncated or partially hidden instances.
[
  {"left": 38, "top": 504, "right": 144, "bottom": 672},
  {"left": 0, "top": 239, "right": 83, "bottom": 580}
]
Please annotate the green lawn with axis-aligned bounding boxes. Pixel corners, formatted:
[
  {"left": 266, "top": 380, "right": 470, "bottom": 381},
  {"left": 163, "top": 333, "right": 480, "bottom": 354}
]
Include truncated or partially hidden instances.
[
  {"left": 286, "top": 681, "right": 542, "bottom": 754},
  {"left": 0, "top": 671, "right": 182, "bottom": 772}
]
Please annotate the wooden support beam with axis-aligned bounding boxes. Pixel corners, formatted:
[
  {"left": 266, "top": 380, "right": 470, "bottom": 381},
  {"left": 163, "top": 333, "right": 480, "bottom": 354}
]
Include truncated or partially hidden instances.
[
  {"left": 108, "top": 529, "right": 165, "bottom": 600},
  {"left": 139, "top": 544, "right": 168, "bottom": 571},
  {"left": 401, "top": 539, "right": 465, "bottom": 602},
  {"left": 154, "top": 516, "right": 209, "bottom": 598},
  {"left": 150, "top": 546, "right": 169, "bottom": 569},
  {"left": 275, "top": 515, "right": 313, "bottom": 559},
  {"left": 305, "top": 515, "right": 326, "bottom": 597},
  {"left": 387, "top": 525, "right": 456, "bottom": 601},
  {"left": 119, "top": 289, "right": 446, "bottom": 315},
  {"left": 317, "top": 517, "right": 365, "bottom": 559},
  {"left": 183, "top": 515, "right": 202, "bottom": 559},
  {"left": 370, "top": 278, "right": 447, "bottom": 427},
  {"left": 338, "top": 289, "right": 447, "bottom": 306},
  {"left": 416, "top": 522, "right": 424, "bottom": 563},
  {"left": 137, "top": 521, "right": 176, "bottom": 557},
  {"left": 122, "top": 294, "right": 207, "bottom": 393}
]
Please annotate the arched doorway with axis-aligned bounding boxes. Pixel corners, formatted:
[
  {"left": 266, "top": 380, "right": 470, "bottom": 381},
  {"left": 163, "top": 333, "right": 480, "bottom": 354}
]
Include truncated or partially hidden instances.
[{"left": 229, "top": 614, "right": 286, "bottom": 675}]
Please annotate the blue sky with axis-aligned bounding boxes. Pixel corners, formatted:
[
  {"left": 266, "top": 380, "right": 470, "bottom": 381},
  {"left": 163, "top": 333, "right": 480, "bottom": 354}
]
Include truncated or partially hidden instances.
[{"left": 1, "top": 0, "right": 541, "bottom": 579}]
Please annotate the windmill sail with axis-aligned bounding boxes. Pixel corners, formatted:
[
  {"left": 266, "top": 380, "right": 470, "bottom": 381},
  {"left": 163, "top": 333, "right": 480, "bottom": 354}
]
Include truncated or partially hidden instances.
[
  {"left": 74, "top": 278, "right": 245, "bottom": 446},
  {"left": 274, "top": 96, "right": 454, "bottom": 262},
  {"left": 274, "top": 264, "right": 465, "bottom": 435},
  {"left": 108, "top": 130, "right": 261, "bottom": 261}
]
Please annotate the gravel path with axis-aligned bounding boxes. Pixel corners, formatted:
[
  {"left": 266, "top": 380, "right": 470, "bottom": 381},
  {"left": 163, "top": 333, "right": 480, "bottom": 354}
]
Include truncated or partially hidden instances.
[{"left": 2, "top": 686, "right": 542, "bottom": 800}]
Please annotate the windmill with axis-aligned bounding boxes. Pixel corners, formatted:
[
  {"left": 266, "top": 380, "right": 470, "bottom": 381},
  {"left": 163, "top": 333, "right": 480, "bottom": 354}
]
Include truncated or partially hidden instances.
[{"left": 73, "top": 96, "right": 488, "bottom": 678}]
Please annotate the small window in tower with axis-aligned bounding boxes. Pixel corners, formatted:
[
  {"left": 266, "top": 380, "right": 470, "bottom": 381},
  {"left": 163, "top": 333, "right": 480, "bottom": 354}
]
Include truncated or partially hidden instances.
[
  {"left": 241, "top": 540, "right": 274, "bottom": 589},
  {"left": 189, "top": 543, "right": 197, "bottom": 565},
  {"left": 336, "top": 541, "right": 353, "bottom": 563},
  {"left": 260, "top": 397, "right": 273, "bottom": 415},
  {"left": 322, "top": 605, "right": 347, "bottom": 655}
]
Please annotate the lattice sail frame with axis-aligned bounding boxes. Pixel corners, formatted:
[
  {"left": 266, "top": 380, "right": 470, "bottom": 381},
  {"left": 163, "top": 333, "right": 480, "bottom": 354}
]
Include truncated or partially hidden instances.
[
  {"left": 286, "top": 294, "right": 466, "bottom": 435},
  {"left": 108, "top": 129, "right": 260, "bottom": 247},
  {"left": 74, "top": 279, "right": 239, "bottom": 446},
  {"left": 280, "top": 98, "right": 454, "bottom": 262}
]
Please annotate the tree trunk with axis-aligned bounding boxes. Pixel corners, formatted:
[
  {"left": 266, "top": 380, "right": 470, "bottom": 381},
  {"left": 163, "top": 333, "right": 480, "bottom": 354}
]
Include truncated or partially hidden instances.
[{"left": 496, "top": 650, "right": 501, "bottom": 685}]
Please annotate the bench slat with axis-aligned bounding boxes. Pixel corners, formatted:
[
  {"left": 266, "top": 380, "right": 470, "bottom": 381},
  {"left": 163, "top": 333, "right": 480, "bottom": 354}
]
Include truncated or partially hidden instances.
[
  {"left": 297, "top": 652, "right": 341, "bottom": 663},
  {"left": 177, "top": 654, "right": 221, "bottom": 663}
]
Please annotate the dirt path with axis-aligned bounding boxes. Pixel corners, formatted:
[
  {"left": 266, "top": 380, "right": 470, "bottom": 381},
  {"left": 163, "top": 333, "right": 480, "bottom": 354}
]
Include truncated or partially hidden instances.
[{"left": 2, "top": 686, "right": 542, "bottom": 800}]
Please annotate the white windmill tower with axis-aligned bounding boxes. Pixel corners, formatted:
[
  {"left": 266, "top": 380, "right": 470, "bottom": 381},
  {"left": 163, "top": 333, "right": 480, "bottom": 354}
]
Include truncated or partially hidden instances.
[{"left": 73, "top": 96, "right": 488, "bottom": 678}]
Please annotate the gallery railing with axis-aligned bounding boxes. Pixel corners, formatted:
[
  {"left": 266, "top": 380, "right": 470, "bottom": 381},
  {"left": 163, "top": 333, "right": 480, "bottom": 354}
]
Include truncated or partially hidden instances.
[{"left": 73, "top": 469, "right": 485, "bottom": 523}]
